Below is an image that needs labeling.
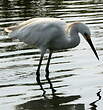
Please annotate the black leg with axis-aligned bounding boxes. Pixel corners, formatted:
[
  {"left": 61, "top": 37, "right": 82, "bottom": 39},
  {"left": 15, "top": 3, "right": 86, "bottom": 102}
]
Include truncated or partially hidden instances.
[
  {"left": 45, "top": 51, "right": 56, "bottom": 94},
  {"left": 36, "top": 54, "right": 46, "bottom": 95}
]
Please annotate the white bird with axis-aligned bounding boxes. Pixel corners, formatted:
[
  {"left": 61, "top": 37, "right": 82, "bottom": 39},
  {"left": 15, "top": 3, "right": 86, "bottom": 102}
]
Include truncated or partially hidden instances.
[{"left": 5, "top": 17, "right": 99, "bottom": 95}]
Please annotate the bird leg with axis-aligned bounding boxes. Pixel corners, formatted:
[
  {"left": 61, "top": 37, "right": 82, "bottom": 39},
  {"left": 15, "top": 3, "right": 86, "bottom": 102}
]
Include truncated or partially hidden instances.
[
  {"left": 45, "top": 51, "right": 56, "bottom": 94},
  {"left": 36, "top": 54, "right": 46, "bottom": 95}
]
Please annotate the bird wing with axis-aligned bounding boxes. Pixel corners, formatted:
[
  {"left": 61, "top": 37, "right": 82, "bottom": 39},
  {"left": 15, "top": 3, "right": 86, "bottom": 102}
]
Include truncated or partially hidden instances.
[
  {"left": 4, "top": 18, "right": 67, "bottom": 47},
  {"left": 4, "top": 18, "right": 40, "bottom": 33},
  {"left": 5, "top": 18, "right": 62, "bottom": 32}
]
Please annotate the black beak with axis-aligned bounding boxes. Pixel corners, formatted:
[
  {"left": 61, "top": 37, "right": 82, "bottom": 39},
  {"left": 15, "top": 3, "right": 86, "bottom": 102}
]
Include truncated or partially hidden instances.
[{"left": 86, "top": 38, "right": 99, "bottom": 60}]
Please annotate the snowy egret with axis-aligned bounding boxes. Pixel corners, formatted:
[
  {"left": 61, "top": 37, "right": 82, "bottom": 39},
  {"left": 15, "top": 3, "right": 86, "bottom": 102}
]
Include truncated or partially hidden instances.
[{"left": 5, "top": 18, "right": 99, "bottom": 95}]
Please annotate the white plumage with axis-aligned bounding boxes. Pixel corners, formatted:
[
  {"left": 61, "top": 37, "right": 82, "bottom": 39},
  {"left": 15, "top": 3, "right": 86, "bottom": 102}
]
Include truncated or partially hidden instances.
[
  {"left": 6, "top": 18, "right": 65, "bottom": 46},
  {"left": 5, "top": 17, "right": 99, "bottom": 95},
  {"left": 5, "top": 18, "right": 80, "bottom": 53}
]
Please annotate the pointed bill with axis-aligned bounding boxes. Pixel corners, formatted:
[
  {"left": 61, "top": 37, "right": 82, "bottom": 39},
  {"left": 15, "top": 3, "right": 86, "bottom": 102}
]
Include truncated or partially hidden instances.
[{"left": 86, "top": 37, "right": 99, "bottom": 60}]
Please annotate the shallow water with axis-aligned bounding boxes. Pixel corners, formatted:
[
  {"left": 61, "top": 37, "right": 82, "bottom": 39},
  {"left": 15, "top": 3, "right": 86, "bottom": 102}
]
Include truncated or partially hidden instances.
[{"left": 0, "top": 0, "right": 103, "bottom": 110}]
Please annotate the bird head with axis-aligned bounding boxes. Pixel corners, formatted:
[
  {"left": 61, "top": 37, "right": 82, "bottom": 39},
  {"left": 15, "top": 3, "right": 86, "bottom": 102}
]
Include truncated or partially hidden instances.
[{"left": 78, "top": 23, "right": 99, "bottom": 60}]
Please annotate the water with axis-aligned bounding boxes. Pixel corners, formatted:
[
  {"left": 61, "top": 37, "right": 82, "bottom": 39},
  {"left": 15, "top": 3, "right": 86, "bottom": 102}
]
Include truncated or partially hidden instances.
[{"left": 0, "top": 0, "right": 103, "bottom": 110}]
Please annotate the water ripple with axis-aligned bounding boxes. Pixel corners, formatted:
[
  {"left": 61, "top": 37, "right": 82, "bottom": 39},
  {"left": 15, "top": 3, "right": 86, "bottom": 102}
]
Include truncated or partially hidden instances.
[{"left": 0, "top": 0, "right": 103, "bottom": 110}]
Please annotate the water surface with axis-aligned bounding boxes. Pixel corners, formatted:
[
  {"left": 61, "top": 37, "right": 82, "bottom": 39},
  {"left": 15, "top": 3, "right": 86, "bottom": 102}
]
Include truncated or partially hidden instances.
[{"left": 0, "top": 0, "right": 103, "bottom": 110}]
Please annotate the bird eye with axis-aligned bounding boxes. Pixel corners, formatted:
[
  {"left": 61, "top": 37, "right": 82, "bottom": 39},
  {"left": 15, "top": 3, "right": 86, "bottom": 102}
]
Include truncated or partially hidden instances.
[{"left": 84, "top": 32, "right": 88, "bottom": 36}]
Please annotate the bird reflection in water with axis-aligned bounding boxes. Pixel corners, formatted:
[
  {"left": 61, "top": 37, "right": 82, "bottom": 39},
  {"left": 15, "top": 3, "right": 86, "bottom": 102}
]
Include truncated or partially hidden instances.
[
  {"left": 16, "top": 94, "right": 85, "bottom": 110},
  {"left": 89, "top": 89, "right": 102, "bottom": 110}
]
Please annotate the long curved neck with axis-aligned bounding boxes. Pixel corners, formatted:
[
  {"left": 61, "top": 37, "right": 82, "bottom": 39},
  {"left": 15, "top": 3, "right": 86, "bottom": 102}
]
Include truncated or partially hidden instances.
[
  {"left": 70, "top": 24, "right": 80, "bottom": 47},
  {"left": 65, "top": 23, "right": 80, "bottom": 49}
]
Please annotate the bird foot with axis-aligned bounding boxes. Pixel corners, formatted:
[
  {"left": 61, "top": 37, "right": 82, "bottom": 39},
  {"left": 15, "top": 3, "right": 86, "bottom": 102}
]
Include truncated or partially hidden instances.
[
  {"left": 52, "top": 88, "right": 56, "bottom": 95},
  {"left": 42, "top": 90, "right": 46, "bottom": 96}
]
